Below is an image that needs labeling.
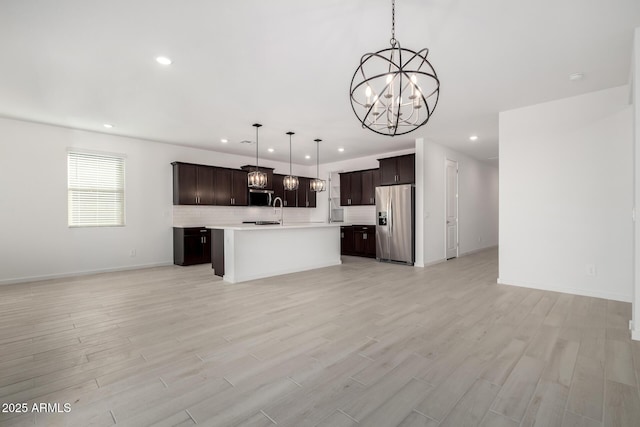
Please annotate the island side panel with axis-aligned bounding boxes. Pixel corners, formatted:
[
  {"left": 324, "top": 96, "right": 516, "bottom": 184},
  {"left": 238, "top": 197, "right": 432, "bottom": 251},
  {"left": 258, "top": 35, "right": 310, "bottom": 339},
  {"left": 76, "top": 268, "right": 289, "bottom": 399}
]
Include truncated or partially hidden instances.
[
  {"left": 211, "top": 229, "right": 225, "bottom": 277},
  {"left": 223, "top": 229, "right": 237, "bottom": 283},
  {"left": 230, "top": 227, "right": 341, "bottom": 283}
]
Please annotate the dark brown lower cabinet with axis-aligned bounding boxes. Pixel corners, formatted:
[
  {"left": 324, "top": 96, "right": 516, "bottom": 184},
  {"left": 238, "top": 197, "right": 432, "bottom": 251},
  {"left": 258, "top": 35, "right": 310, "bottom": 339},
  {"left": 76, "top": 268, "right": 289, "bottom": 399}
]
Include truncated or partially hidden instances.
[
  {"left": 340, "top": 226, "right": 354, "bottom": 255},
  {"left": 341, "top": 225, "right": 376, "bottom": 258},
  {"left": 173, "top": 227, "right": 211, "bottom": 266}
]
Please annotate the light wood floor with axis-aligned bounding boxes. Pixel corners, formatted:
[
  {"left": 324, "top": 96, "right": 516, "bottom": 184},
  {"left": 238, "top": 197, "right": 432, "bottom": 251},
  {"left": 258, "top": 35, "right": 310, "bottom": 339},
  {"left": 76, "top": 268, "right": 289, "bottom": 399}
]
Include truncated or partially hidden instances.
[{"left": 1, "top": 248, "right": 639, "bottom": 427}]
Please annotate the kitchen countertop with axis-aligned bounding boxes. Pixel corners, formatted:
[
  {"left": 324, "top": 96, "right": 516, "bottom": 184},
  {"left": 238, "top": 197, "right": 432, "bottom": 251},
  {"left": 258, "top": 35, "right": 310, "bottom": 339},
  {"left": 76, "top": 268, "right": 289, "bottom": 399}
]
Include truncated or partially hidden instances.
[{"left": 206, "top": 222, "right": 349, "bottom": 231}]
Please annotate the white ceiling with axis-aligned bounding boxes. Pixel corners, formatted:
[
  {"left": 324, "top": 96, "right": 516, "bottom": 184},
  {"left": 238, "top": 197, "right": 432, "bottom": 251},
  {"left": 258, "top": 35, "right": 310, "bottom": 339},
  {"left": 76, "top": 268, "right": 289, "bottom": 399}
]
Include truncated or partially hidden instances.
[{"left": 1, "top": 0, "right": 639, "bottom": 166}]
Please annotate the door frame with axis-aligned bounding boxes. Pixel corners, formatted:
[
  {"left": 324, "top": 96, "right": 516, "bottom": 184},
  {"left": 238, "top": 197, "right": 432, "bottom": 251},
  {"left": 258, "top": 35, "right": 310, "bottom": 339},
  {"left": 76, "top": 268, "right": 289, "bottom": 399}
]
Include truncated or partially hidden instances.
[{"left": 445, "top": 158, "right": 459, "bottom": 259}]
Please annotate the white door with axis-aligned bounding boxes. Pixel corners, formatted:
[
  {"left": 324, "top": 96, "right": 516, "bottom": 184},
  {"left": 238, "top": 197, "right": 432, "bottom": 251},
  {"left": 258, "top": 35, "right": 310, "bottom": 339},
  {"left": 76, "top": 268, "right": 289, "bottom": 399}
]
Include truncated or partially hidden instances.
[{"left": 445, "top": 159, "right": 458, "bottom": 259}]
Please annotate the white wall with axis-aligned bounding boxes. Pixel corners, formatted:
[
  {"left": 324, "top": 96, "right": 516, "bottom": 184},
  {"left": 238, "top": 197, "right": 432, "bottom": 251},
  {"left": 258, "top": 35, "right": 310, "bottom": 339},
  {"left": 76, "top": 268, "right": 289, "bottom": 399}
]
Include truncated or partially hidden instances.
[
  {"left": 499, "top": 85, "right": 633, "bottom": 302},
  {"left": 418, "top": 139, "right": 499, "bottom": 266},
  {"left": 0, "top": 117, "right": 314, "bottom": 284}
]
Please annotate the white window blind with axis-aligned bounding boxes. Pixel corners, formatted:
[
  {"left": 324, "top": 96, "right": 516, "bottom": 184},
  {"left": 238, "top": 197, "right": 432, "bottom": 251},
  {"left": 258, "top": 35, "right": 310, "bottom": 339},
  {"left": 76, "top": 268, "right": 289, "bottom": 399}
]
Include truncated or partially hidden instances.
[{"left": 68, "top": 151, "right": 125, "bottom": 227}]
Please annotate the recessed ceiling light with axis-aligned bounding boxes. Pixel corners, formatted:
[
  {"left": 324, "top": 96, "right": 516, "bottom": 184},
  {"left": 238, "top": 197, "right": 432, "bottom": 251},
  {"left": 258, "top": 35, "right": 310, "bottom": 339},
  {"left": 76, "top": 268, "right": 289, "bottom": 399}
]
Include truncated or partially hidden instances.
[
  {"left": 103, "top": 123, "right": 113, "bottom": 129},
  {"left": 469, "top": 135, "right": 478, "bottom": 141},
  {"left": 305, "top": 155, "right": 311, "bottom": 159},
  {"left": 569, "top": 72, "right": 584, "bottom": 81},
  {"left": 338, "top": 148, "right": 345, "bottom": 152},
  {"left": 220, "top": 138, "right": 228, "bottom": 143},
  {"left": 267, "top": 148, "right": 274, "bottom": 153},
  {"left": 156, "top": 56, "right": 172, "bottom": 65}
]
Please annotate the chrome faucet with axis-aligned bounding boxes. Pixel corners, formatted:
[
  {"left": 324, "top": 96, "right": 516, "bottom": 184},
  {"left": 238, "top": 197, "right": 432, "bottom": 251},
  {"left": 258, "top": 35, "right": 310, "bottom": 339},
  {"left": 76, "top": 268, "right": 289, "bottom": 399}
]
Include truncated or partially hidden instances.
[{"left": 273, "top": 196, "right": 284, "bottom": 225}]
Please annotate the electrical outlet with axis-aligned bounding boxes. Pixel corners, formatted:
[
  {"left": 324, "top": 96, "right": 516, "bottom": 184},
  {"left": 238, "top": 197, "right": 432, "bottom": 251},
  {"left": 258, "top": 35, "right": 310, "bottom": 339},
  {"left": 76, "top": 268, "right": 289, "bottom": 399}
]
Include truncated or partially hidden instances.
[
  {"left": 585, "top": 264, "right": 596, "bottom": 277},
  {"left": 129, "top": 249, "right": 136, "bottom": 257}
]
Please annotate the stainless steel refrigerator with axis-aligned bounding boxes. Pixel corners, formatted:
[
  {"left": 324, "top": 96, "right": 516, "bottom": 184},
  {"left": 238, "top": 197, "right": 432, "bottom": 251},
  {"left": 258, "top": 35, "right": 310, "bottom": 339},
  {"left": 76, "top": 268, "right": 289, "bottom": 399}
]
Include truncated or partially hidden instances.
[{"left": 376, "top": 184, "right": 415, "bottom": 265}]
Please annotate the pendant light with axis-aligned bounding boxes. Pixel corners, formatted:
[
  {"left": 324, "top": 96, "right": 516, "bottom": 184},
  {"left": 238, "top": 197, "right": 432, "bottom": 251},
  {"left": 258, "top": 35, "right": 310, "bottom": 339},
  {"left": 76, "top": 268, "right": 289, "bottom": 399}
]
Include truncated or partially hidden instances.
[
  {"left": 283, "top": 131, "right": 299, "bottom": 191},
  {"left": 310, "top": 139, "right": 326, "bottom": 192},
  {"left": 349, "top": 0, "right": 440, "bottom": 136},
  {"left": 247, "top": 123, "right": 267, "bottom": 188}
]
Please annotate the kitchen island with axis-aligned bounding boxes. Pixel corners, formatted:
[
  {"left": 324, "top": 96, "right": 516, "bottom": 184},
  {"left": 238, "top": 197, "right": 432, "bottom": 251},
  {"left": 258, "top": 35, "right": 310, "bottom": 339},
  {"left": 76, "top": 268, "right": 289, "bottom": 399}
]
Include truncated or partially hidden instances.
[{"left": 206, "top": 222, "right": 346, "bottom": 283}]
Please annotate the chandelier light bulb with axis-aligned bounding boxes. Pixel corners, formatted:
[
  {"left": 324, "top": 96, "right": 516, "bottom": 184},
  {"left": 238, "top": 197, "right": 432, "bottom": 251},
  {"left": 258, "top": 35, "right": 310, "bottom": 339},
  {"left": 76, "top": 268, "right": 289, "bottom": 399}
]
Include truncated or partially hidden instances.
[{"left": 365, "top": 86, "right": 372, "bottom": 107}]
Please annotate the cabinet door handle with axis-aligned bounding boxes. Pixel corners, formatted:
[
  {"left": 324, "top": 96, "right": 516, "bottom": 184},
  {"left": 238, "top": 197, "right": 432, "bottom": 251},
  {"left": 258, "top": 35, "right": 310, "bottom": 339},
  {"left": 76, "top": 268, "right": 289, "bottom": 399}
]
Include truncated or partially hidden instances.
[
  {"left": 341, "top": 232, "right": 344, "bottom": 238},
  {"left": 203, "top": 237, "right": 206, "bottom": 243},
  {"left": 363, "top": 233, "right": 367, "bottom": 240}
]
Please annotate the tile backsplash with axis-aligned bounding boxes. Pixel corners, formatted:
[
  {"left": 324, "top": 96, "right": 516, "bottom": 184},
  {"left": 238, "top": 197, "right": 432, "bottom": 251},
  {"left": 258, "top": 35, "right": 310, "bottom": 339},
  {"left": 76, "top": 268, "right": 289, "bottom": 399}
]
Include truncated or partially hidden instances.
[
  {"left": 342, "top": 206, "right": 376, "bottom": 225},
  {"left": 173, "top": 205, "right": 313, "bottom": 227}
]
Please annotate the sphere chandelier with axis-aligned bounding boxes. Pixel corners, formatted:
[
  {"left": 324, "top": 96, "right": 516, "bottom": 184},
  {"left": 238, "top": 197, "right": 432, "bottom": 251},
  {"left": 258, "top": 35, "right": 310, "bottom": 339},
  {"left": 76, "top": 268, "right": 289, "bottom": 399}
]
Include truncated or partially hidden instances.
[{"left": 349, "top": 0, "right": 440, "bottom": 136}]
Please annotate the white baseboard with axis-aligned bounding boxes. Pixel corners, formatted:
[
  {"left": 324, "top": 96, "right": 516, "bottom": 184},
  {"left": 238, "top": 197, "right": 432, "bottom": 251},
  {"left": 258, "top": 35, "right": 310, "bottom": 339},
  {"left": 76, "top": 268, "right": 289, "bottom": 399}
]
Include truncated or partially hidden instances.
[
  {"left": 424, "top": 258, "right": 446, "bottom": 267},
  {"left": 632, "top": 328, "right": 640, "bottom": 341},
  {"left": 417, "top": 245, "right": 498, "bottom": 268},
  {"left": 0, "top": 261, "right": 174, "bottom": 286},
  {"left": 459, "top": 245, "right": 498, "bottom": 257},
  {"left": 497, "top": 277, "right": 632, "bottom": 303}
]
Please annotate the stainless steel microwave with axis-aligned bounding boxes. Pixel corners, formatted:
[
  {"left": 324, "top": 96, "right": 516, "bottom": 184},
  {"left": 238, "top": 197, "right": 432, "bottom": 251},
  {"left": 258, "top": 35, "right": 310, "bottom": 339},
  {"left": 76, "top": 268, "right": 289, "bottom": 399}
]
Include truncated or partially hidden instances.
[{"left": 248, "top": 189, "right": 274, "bottom": 206}]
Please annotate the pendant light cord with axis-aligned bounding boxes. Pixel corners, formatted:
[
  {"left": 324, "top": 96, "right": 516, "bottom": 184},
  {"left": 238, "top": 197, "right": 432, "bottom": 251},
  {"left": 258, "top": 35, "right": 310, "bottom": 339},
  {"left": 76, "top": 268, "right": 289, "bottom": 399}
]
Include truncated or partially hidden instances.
[
  {"left": 286, "top": 132, "right": 294, "bottom": 176},
  {"left": 390, "top": 0, "right": 396, "bottom": 46},
  {"left": 315, "top": 139, "right": 322, "bottom": 179},
  {"left": 253, "top": 123, "right": 262, "bottom": 172}
]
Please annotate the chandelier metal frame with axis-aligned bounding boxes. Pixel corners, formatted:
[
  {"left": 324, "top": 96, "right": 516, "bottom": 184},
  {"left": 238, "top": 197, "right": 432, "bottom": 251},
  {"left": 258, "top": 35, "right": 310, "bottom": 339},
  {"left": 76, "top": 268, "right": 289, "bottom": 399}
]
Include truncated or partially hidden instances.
[{"left": 349, "top": 0, "right": 440, "bottom": 136}]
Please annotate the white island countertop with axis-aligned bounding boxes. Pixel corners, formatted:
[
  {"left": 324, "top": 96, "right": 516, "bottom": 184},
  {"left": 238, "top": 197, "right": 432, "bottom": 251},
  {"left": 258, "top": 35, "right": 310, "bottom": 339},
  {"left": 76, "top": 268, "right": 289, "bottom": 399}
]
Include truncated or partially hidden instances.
[
  {"left": 206, "top": 222, "right": 349, "bottom": 231},
  {"left": 206, "top": 222, "right": 347, "bottom": 283}
]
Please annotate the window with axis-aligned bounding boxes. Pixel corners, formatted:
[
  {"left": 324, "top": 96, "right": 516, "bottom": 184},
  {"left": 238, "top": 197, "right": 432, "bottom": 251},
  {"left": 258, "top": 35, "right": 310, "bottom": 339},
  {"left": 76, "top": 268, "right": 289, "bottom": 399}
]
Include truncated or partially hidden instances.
[{"left": 67, "top": 151, "right": 125, "bottom": 227}]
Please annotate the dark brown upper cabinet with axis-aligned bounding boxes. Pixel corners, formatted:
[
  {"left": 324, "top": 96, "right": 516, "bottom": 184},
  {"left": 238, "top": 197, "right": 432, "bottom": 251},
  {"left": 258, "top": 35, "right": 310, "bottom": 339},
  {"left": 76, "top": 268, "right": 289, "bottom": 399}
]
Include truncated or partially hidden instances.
[
  {"left": 340, "top": 169, "right": 377, "bottom": 206},
  {"left": 378, "top": 154, "right": 415, "bottom": 185},
  {"left": 273, "top": 174, "right": 316, "bottom": 208},
  {"left": 298, "top": 177, "right": 317, "bottom": 208},
  {"left": 272, "top": 174, "right": 284, "bottom": 203},
  {"left": 213, "top": 168, "right": 248, "bottom": 206},
  {"left": 360, "top": 169, "right": 379, "bottom": 205},
  {"left": 172, "top": 162, "right": 215, "bottom": 205},
  {"left": 340, "top": 171, "right": 362, "bottom": 206}
]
